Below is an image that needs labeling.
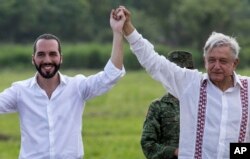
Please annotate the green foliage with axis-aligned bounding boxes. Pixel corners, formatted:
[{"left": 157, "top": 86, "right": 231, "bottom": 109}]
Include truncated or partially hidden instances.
[
  {"left": 239, "top": 47, "right": 250, "bottom": 69},
  {"left": 0, "top": 44, "right": 32, "bottom": 69},
  {"left": 1, "top": 42, "right": 250, "bottom": 69},
  {"left": 1, "top": 0, "right": 250, "bottom": 52},
  {"left": 62, "top": 43, "right": 110, "bottom": 69},
  {"left": 0, "top": 43, "right": 144, "bottom": 70}
]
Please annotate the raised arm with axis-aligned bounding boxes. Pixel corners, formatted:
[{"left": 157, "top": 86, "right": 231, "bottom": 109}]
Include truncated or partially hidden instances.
[{"left": 109, "top": 8, "right": 126, "bottom": 70}]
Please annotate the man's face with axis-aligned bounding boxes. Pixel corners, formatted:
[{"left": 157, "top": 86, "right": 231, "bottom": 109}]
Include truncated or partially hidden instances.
[
  {"left": 32, "top": 39, "right": 62, "bottom": 79},
  {"left": 204, "top": 46, "right": 239, "bottom": 84}
]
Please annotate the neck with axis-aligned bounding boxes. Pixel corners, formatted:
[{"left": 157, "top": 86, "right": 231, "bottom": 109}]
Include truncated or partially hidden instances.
[
  {"left": 212, "top": 75, "right": 234, "bottom": 92},
  {"left": 37, "top": 74, "right": 60, "bottom": 98}
]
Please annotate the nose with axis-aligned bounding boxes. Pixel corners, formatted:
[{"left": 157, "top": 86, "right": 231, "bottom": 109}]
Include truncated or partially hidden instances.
[
  {"left": 43, "top": 54, "right": 52, "bottom": 63},
  {"left": 213, "top": 61, "right": 221, "bottom": 69}
]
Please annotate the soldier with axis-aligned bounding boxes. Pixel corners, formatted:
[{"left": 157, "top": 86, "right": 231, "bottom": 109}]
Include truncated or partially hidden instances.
[{"left": 141, "top": 51, "right": 194, "bottom": 159}]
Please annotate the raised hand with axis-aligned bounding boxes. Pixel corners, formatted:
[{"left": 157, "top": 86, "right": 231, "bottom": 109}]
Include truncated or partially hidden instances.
[
  {"left": 110, "top": 8, "right": 126, "bottom": 34},
  {"left": 116, "top": 6, "right": 135, "bottom": 36}
]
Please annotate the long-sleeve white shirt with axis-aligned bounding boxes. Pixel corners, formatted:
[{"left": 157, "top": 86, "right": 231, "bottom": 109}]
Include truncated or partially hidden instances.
[
  {"left": 0, "top": 60, "right": 125, "bottom": 159},
  {"left": 125, "top": 30, "right": 250, "bottom": 159}
]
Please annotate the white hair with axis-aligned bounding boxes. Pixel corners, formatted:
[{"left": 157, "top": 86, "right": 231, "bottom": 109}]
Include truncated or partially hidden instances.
[{"left": 203, "top": 32, "right": 240, "bottom": 58}]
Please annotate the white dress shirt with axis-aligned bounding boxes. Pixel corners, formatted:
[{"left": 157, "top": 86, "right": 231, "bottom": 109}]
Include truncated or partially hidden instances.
[
  {"left": 0, "top": 60, "right": 125, "bottom": 159},
  {"left": 125, "top": 30, "right": 250, "bottom": 159}
]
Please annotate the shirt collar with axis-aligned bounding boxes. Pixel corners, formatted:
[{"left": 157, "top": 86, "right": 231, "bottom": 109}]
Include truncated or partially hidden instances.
[
  {"left": 234, "top": 72, "right": 244, "bottom": 88},
  {"left": 29, "top": 72, "right": 66, "bottom": 88},
  {"left": 202, "top": 71, "right": 244, "bottom": 89}
]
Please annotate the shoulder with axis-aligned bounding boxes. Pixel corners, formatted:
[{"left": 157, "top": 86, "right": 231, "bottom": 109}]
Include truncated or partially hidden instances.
[
  {"left": 60, "top": 74, "right": 87, "bottom": 83},
  {"left": 149, "top": 94, "right": 179, "bottom": 110},
  {"left": 160, "top": 94, "right": 179, "bottom": 105},
  {"left": 12, "top": 77, "right": 33, "bottom": 88}
]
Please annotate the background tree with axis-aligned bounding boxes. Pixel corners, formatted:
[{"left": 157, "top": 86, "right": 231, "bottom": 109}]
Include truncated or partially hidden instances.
[{"left": 0, "top": 0, "right": 250, "bottom": 69}]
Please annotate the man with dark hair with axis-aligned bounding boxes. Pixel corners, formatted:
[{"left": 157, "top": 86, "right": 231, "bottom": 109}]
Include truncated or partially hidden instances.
[
  {"left": 141, "top": 51, "right": 194, "bottom": 159},
  {"left": 0, "top": 9, "right": 126, "bottom": 159},
  {"left": 33, "top": 33, "right": 62, "bottom": 54}
]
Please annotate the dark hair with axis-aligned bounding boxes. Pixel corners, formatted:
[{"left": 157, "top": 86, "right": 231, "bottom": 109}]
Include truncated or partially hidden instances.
[{"left": 33, "top": 33, "right": 61, "bottom": 54}]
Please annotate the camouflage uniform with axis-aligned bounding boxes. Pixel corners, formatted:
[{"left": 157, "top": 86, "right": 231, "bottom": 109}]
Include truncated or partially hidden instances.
[{"left": 141, "top": 51, "right": 194, "bottom": 159}]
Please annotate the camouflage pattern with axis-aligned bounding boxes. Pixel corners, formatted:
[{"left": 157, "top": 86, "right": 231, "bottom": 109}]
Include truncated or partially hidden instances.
[
  {"left": 141, "top": 51, "right": 194, "bottom": 159},
  {"left": 168, "top": 51, "right": 194, "bottom": 69},
  {"left": 141, "top": 94, "right": 179, "bottom": 159}
]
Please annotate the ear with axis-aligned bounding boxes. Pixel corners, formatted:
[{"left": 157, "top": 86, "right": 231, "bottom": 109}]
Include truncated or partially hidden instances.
[
  {"left": 233, "top": 58, "right": 239, "bottom": 70},
  {"left": 32, "top": 55, "right": 35, "bottom": 65},
  {"left": 60, "top": 54, "right": 63, "bottom": 64},
  {"left": 203, "top": 56, "right": 208, "bottom": 70}
]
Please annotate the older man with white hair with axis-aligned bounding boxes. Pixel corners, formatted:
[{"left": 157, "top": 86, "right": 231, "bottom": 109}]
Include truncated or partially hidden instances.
[{"left": 116, "top": 6, "right": 250, "bottom": 159}]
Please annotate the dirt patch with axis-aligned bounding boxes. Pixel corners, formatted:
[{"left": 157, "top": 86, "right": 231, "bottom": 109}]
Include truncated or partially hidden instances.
[{"left": 0, "top": 133, "right": 11, "bottom": 141}]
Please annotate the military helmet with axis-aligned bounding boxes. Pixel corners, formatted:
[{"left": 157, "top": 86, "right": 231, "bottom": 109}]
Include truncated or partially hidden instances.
[{"left": 167, "top": 50, "right": 194, "bottom": 69}]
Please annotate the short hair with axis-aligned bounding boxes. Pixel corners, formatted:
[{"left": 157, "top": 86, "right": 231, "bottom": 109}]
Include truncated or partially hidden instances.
[
  {"left": 203, "top": 32, "right": 240, "bottom": 58},
  {"left": 33, "top": 33, "right": 61, "bottom": 54}
]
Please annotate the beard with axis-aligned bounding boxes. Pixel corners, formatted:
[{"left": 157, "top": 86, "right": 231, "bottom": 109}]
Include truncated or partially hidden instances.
[{"left": 34, "top": 61, "right": 61, "bottom": 79}]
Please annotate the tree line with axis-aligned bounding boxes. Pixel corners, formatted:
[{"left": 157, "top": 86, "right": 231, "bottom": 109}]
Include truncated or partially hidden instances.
[
  {"left": 1, "top": 0, "right": 250, "bottom": 47},
  {"left": 1, "top": 0, "right": 250, "bottom": 69}
]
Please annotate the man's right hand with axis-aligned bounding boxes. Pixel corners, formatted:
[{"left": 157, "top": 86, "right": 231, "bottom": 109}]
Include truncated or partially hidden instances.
[{"left": 116, "top": 6, "right": 135, "bottom": 36}]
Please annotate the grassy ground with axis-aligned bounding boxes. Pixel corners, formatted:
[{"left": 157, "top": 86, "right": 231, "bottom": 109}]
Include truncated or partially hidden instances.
[{"left": 0, "top": 69, "right": 165, "bottom": 159}]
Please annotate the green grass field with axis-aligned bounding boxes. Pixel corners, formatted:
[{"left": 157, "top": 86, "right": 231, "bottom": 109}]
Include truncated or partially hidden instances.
[
  {"left": 2, "top": 68, "right": 250, "bottom": 159},
  {"left": 0, "top": 69, "right": 165, "bottom": 159}
]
